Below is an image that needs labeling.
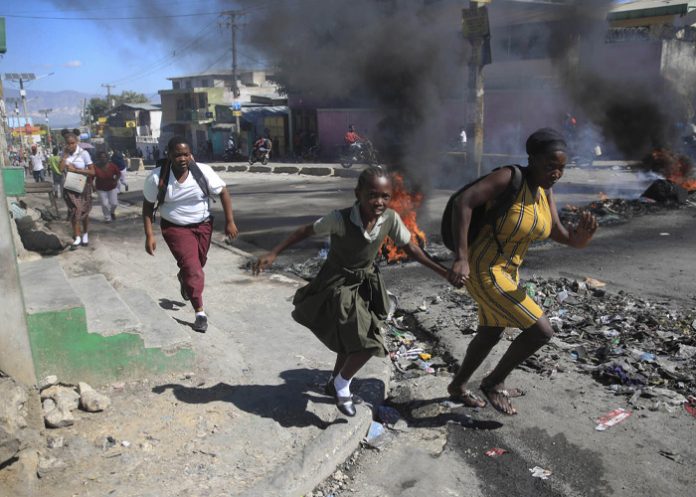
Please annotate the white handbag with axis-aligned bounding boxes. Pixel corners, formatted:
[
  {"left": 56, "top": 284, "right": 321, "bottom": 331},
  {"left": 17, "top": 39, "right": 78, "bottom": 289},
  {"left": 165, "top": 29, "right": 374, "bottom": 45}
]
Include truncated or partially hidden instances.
[{"left": 63, "top": 171, "right": 86, "bottom": 193}]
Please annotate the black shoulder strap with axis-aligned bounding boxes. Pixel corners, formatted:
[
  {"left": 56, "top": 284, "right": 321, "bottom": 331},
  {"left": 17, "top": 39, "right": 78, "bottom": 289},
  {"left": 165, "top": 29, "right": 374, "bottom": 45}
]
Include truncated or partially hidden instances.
[
  {"left": 189, "top": 162, "right": 217, "bottom": 204},
  {"left": 484, "top": 164, "right": 525, "bottom": 254},
  {"left": 153, "top": 160, "right": 171, "bottom": 216}
]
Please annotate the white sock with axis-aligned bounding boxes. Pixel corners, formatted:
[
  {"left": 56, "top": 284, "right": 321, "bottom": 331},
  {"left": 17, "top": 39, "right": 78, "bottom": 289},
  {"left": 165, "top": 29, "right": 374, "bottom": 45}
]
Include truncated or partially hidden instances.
[
  {"left": 81, "top": 232, "right": 88, "bottom": 244},
  {"left": 195, "top": 311, "right": 206, "bottom": 318},
  {"left": 72, "top": 236, "right": 81, "bottom": 245},
  {"left": 334, "top": 373, "right": 352, "bottom": 398}
]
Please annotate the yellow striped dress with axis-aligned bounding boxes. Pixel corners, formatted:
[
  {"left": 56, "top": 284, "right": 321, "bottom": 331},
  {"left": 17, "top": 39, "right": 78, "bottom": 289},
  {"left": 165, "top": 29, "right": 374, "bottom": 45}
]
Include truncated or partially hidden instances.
[{"left": 465, "top": 181, "right": 552, "bottom": 329}]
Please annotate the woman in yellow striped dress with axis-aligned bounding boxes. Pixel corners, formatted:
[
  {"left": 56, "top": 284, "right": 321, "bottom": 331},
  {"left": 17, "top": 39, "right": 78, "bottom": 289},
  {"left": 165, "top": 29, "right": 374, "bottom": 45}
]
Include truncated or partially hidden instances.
[{"left": 447, "top": 128, "right": 598, "bottom": 415}]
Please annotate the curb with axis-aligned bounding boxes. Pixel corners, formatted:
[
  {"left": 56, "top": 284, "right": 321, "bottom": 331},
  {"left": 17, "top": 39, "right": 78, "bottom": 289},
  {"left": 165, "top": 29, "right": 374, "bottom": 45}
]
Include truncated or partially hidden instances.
[
  {"left": 218, "top": 163, "right": 367, "bottom": 178},
  {"left": 239, "top": 358, "right": 391, "bottom": 497}
]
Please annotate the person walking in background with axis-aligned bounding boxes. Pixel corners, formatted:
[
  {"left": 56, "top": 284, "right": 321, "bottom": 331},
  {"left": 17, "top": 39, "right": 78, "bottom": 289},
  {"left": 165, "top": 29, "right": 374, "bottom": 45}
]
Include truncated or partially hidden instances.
[
  {"left": 93, "top": 150, "right": 121, "bottom": 223},
  {"left": 142, "top": 136, "right": 239, "bottom": 333},
  {"left": 111, "top": 150, "right": 129, "bottom": 192},
  {"left": 446, "top": 128, "right": 598, "bottom": 415},
  {"left": 47, "top": 147, "right": 62, "bottom": 197},
  {"left": 29, "top": 144, "right": 45, "bottom": 182},
  {"left": 61, "top": 132, "right": 95, "bottom": 249}
]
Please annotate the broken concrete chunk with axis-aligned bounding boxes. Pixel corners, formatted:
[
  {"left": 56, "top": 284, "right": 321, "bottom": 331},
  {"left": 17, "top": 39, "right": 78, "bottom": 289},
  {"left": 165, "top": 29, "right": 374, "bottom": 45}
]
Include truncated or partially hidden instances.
[
  {"left": 41, "top": 385, "right": 80, "bottom": 412},
  {"left": 0, "top": 425, "right": 21, "bottom": 467},
  {"left": 78, "top": 383, "right": 111, "bottom": 412},
  {"left": 37, "top": 455, "right": 67, "bottom": 478},
  {"left": 43, "top": 405, "right": 75, "bottom": 429},
  {"left": 38, "top": 375, "right": 59, "bottom": 391}
]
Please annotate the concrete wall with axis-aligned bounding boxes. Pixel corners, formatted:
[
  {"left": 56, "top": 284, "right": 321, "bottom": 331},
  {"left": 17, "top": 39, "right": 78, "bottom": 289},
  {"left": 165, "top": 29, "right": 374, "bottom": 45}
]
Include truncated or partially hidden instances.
[
  {"left": 661, "top": 38, "right": 696, "bottom": 118},
  {"left": 0, "top": 183, "right": 37, "bottom": 386}
]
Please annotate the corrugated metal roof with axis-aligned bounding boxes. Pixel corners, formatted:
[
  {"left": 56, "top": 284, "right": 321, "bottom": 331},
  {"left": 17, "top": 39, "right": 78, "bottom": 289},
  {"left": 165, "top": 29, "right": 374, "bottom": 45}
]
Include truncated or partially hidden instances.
[
  {"left": 609, "top": 0, "right": 695, "bottom": 19},
  {"left": 117, "top": 102, "right": 161, "bottom": 111}
]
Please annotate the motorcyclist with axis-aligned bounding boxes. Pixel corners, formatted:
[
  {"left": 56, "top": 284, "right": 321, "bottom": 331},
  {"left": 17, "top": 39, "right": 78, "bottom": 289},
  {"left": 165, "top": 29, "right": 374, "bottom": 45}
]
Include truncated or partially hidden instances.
[
  {"left": 253, "top": 133, "right": 272, "bottom": 160},
  {"left": 344, "top": 125, "right": 363, "bottom": 158}
]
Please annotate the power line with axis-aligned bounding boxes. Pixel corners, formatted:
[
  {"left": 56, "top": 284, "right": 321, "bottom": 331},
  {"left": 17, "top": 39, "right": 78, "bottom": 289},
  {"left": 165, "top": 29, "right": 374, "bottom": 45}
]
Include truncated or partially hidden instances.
[{"left": 0, "top": 11, "right": 222, "bottom": 21}]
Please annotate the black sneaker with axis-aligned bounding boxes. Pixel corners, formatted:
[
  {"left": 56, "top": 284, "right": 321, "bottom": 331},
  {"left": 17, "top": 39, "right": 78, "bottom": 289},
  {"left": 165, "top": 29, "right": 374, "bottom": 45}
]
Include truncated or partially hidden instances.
[
  {"left": 177, "top": 272, "right": 189, "bottom": 301},
  {"left": 192, "top": 314, "right": 208, "bottom": 333}
]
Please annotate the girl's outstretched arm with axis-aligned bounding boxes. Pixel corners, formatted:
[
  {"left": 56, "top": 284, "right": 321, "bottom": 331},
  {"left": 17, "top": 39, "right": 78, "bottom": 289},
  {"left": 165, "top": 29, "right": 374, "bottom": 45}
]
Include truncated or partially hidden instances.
[
  {"left": 401, "top": 242, "right": 450, "bottom": 280},
  {"left": 253, "top": 224, "right": 315, "bottom": 274}
]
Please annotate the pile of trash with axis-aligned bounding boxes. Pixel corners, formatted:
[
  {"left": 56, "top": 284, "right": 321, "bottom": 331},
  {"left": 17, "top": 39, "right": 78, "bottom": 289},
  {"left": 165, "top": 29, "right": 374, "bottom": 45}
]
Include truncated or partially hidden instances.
[
  {"left": 518, "top": 276, "right": 695, "bottom": 407},
  {"left": 384, "top": 293, "right": 449, "bottom": 378},
  {"left": 560, "top": 192, "right": 696, "bottom": 227}
]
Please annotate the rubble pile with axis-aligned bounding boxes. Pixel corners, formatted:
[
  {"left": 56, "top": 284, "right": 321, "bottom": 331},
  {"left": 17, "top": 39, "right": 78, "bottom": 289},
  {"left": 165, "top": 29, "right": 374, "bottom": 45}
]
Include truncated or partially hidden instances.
[
  {"left": 39, "top": 376, "right": 111, "bottom": 429},
  {"left": 517, "top": 276, "right": 695, "bottom": 406},
  {"left": 560, "top": 192, "right": 696, "bottom": 227}
]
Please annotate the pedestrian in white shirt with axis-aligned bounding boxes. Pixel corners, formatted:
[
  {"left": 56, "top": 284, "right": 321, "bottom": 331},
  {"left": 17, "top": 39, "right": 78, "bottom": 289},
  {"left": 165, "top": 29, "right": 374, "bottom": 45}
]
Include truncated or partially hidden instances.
[
  {"left": 142, "top": 136, "right": 239, "bottom": 332},
  {"left": 30, "top": 144, "right": 45, "bottom": 182}
]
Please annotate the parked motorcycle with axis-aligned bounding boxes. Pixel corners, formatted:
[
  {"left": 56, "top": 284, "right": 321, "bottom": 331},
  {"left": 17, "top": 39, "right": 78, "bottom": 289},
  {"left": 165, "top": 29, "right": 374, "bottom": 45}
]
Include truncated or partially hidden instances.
[{"left": 339, "top": 139, "right": 378, "bottom": 168}]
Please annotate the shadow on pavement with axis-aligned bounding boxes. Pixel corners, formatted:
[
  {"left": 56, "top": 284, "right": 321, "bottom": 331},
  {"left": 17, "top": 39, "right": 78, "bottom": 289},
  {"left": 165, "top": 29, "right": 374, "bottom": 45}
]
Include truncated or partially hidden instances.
[
  {"left": 152, "top": 368, "right": 385, "bottom": 430},
  {"left": 159, "top": 298, "right": 186, "bottom": 310},
  {"left": 387, "top": 396, "right": 504, "bottom": 430}
]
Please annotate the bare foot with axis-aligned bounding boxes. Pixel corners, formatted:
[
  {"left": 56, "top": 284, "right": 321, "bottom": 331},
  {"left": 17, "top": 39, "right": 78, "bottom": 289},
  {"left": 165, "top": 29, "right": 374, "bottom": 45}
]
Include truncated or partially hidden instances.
[
  {"left": 447, "top": 383, "right": 487, "bottom": 408},
  {"left": 480, "top": 383, "right": 517, "bottom": 415}
]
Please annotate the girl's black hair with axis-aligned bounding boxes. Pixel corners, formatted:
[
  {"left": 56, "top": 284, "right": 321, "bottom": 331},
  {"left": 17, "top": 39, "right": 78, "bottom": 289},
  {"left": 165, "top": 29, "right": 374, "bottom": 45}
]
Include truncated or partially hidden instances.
[
  {"left": 356, "top": 165, "right": 389, "bottom": 191},
  {"left": 167, "top": 135, "right": 190, "bottom": 151}
]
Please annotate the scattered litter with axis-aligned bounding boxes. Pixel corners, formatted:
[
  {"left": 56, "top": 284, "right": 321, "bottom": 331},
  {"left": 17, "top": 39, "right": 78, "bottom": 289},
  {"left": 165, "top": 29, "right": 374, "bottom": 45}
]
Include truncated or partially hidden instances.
[
  {"left": 660, "top": 232, "right": 670, "bottom": 236},
  {"left": 417, "top": 301, "right": 428, "bottom": 312},
  {"left": 121, "top": 440, "right": 131, "bottom": 448},
  {"left": 529, "top": 466, "right": 552, "bottom": 479},
  {"left": 418, "top": 353, "right": 432, "bottom": 361},
  {"left": 485, "top": 448, "right": 508, "bottom": 458},
  {"left": 658, "top": 450, "right": 683, "bottom": 464},
  {"left": 595, "top": 408, "right": 632, "bottom": 431},
  {"left": 364, "top": 421, "right": 389, "bottom": 449}
]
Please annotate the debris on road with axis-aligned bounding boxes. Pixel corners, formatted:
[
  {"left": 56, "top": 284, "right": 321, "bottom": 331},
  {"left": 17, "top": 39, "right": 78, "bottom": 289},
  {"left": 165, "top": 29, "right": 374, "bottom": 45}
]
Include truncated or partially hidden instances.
[
  {"left": 529, "top": 466, "right": 552, "bottom": 479},
  {"left": 595, "top": 408, "right": 632, "bottom": 431},
  {"left": 485, "top": 448, "right": 508, "bottom": 457}
]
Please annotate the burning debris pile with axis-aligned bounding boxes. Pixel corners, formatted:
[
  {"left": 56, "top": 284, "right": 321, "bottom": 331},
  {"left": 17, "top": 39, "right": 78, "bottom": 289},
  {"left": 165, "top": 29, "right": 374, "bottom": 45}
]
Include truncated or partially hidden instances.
[
  {"left": 382, "top": 173, "right": 426, "bottom": 263},
  {"left": 641, "top": 148, "right": 696, "bottom": 192}
]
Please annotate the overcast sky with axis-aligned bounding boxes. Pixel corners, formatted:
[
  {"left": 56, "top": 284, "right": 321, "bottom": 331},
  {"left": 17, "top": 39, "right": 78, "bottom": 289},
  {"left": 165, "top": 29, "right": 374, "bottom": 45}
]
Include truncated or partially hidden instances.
[{"left": 0, "top": 0, "right": 264, "bottom": 99}]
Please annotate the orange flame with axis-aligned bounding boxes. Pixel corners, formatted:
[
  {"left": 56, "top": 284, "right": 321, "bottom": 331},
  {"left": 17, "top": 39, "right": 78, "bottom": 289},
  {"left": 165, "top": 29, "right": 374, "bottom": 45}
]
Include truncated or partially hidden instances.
[
  {"left": 646, "top": 149, "right": 696, "bottom": 192},
  {"left": 382, "top": 173, "right": 426, "bottom": 262}
]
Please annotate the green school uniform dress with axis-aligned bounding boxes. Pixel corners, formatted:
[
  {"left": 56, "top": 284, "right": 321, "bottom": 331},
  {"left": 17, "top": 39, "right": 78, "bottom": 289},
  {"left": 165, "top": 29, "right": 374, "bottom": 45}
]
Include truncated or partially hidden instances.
[{"left": 292, "top": 204, "right": 411, "bottom": 358}]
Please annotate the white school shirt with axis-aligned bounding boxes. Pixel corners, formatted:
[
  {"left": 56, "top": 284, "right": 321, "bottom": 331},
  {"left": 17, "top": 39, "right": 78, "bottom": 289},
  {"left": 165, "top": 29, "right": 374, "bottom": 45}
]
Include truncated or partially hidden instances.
[
  {"left": 143, "top": 162, "right": 226, "bottom": 225},
  {"left": 313, "top": 203, "right": 412, "bottom": 246},
  {"left": 30, "top": 153, "right": 45, "bottom": 171},
  {"left": 65, "top": 147, "right": 93, "bottom": 169}
]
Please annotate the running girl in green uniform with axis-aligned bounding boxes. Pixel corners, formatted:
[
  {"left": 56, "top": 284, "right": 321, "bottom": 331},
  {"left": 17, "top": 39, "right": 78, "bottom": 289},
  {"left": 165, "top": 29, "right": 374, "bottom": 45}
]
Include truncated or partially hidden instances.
[{"left": 255, "top": 166, "right": 450, "bottom": 416}]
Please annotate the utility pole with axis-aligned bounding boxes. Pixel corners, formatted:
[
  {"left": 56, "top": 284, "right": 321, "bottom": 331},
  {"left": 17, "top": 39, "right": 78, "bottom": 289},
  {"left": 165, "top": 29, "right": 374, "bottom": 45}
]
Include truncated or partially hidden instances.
[
  {"left": 38, "top": 108, "right": 53, "bottom": 148},
  {"left": 222, "top": 10, "right": 243, "bottom": 138},
  {"left": 101, "top": 83, "right": 116, "bottom": 108},
  {"left": 462, "top": 1, "right": 491, "bottom": 177}
]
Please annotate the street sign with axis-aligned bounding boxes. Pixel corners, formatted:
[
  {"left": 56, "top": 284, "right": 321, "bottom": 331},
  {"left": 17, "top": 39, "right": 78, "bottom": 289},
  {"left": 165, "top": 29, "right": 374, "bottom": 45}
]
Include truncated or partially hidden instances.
[
  {"left": 462, "top": 6, "right": 490, "bottom": 38},
  {"left": 232, "top": 102, "right": 242, "bottom": 111},
  {"left": 233, "top": 110, "right": 242, "bottom": 117}
]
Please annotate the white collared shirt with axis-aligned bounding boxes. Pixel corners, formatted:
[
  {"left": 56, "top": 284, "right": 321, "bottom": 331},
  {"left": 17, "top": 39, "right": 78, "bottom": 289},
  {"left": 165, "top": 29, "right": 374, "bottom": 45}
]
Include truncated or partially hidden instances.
[
  {"left": 143, "top": 162, "right": 226, "bottom": 225},
  {"left": 313, "top": 203, "right": 412, "bottom": 246},
  {"left": 65, "top": 146, "right": 93, "bottom": 170}
]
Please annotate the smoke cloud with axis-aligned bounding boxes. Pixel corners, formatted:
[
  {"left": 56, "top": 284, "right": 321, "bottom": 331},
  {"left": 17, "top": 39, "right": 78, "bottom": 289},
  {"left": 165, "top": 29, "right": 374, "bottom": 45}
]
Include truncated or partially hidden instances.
[{"left": 239, "top": 0, "right": 468, "bottom": 186}]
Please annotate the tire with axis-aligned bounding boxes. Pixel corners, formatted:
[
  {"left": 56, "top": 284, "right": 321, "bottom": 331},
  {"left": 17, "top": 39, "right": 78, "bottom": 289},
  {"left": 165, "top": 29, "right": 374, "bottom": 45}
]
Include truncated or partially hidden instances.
[{"left": 340, "top": 157, "right": 353, "bottom": 168}]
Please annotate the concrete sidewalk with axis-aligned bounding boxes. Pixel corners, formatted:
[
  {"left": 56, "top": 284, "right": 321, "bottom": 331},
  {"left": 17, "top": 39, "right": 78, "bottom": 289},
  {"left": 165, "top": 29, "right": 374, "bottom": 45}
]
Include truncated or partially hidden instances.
[{"left": 32, "top": 218, "right": 390, "bottom": 497}]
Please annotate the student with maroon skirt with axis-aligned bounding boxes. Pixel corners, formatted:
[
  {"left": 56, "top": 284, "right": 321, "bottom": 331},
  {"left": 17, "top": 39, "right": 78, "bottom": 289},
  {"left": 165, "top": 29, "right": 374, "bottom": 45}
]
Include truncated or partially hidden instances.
[{"left": 142, "top": 136, "right": 239, "bottom": 332}]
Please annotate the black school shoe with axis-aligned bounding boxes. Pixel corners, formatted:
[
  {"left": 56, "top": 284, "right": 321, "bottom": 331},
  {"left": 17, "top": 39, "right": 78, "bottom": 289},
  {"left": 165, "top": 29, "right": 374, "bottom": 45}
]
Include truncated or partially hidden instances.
[
  {"left": 324, "top": 377, "right": 364, "bottom": 405},
  {"left": 336, "top": 395, "right": 356, "bottom": 417},
  {"left": 192, "top": 314, "right": 208, "bottom": 333}
]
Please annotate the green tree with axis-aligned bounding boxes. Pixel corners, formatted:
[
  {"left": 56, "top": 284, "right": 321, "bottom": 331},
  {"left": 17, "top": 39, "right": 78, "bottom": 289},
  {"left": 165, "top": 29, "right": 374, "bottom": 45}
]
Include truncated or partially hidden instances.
[
  {"left": 115, "top": 90, "right": 149, "bottom": 106},
  {"left": 86, "top": 97, "right": 109, "bottom": 123}
]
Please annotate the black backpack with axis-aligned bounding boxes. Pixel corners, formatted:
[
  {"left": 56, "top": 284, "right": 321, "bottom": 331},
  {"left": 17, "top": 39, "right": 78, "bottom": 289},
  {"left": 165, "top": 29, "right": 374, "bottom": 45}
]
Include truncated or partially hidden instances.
[
  {"left": 153, "top": 158, "right": 216, "bottom": 218},
  {"left": 441, "top": 165, "right": 525, "bottom": 255}
]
